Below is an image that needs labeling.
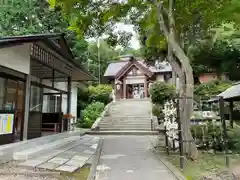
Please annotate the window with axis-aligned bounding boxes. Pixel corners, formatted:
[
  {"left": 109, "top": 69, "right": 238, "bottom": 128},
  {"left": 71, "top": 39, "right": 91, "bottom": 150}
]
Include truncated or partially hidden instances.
[
  {"left": 5, "top": 79, "right": 17, "bottom": 111},
  {"left": 46, "top": 95, "right": 61, "bottom": 113},
  {"left": 30, "top": 86, "right": 42, "bottom": 112}
]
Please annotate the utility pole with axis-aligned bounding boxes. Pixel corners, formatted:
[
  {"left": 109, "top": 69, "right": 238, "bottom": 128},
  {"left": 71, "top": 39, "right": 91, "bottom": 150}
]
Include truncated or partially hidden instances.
[{"left": 97, "top": 38, "right": 101, "bottom": 84}]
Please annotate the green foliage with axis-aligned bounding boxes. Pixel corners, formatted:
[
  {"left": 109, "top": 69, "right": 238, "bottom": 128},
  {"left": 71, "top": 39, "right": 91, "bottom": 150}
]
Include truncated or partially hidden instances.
[
  {"left": 88, "top": 84, "right": 112, "bottom": 105},
  {"left": 152, "top": 104, "right": 164, "bottom": 123},
  {"left": 149, "top": 82, "right": 176, "bottom": 106},
  {"left": 191, "top": 39, "right": 240, "bottom": 78},
  {"left": 77, "top": 86, "right": 89, "bottom": 118},
  {"left": 87, "top": 40, "right": 119, "bottom": 79},
  {"left": 77, "top": 102, "right": 105, "bottom": 128},
  {"left": 191, "top": 122, "right": 240, "bottom": 151},
  {"left": 49, "top": 0, "right": 240, "bottom": 63},
  {"left": 194, "top": 80, "right": 231, "bottom": 100},
  {"left": 0, "top": 0, "right": 89, "bottom": 65},
  {"left": 118, "top": 47, "right": 142, "bottom": 57}
]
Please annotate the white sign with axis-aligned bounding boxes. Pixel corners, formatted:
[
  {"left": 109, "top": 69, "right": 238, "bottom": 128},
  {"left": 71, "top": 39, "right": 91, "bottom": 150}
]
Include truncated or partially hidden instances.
[
  {"left": 126, "top": 77, "right": 145, "bottom": 84},
  {"left": 0, "top": 114, "right": 14, "bottom": 135}
]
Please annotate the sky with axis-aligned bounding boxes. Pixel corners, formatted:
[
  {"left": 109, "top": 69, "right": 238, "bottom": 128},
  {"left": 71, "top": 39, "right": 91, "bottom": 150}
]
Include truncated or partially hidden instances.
[
  {"left": 115, "top": 23, "right": 140, "bottom": 49},
  {"left": 87, "top": 23, "right": 140, "bottom": 49}
]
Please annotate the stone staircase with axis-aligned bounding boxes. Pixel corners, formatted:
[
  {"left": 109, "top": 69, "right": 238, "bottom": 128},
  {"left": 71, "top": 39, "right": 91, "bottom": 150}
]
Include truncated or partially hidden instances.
[{"left": 98, "top": 99, "right": 155, "bottom": 132}]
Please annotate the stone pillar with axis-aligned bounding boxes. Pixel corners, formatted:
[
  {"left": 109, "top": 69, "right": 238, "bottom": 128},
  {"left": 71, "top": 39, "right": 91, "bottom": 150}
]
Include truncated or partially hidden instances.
[
  {"left": 172, "top": 71, "right": 177, "bottom": 85},
  {"left": 23, "top": 74, "right": 31, "bottom": 140},
  {"left": 123, "top": 78, "right": 126, "bottom": 99}
]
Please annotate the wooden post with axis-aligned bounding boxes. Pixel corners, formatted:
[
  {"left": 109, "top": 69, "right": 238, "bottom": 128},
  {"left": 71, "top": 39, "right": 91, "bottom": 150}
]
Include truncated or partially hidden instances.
[
  {"left": 23, "top": 74, "right": 31, "bottom": 140},
  {"left": 123, "top": 78, "right": 126, "bottom": 99},
  {"left": 60, "top": 93, "right": 63, "bottom": 132},
  {"left": 67, "top": 76, "right": 72, "bottom": 114},
  {"left": 67, "top": 76, "right": 72, "bottom": 131},
  {"left": 165, "top": 127, "right": 169, "bottom": 155},
  {"left": 176, "top": 98, "right": 184, "bottom": 170},
  {"left": 229, "top": 100, "right": 234, "bottom": 128},
  {"left": 219, "top": 96, "right": 229, "bottom": 167}
]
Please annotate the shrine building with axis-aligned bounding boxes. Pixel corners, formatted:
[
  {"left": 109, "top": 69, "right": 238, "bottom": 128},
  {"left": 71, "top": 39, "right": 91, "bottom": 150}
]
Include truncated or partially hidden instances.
[{"left": 104, "top": 55, "right": 177, "bottom": 99}]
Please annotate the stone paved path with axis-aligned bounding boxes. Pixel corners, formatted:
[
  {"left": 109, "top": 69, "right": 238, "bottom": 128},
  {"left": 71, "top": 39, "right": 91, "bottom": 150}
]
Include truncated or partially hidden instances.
[
  {"left": 17, "top": 135, "right": 100, "bottom": 172},
  {"left": 96, "top": 135, "right": 178, "bottom": 180}
]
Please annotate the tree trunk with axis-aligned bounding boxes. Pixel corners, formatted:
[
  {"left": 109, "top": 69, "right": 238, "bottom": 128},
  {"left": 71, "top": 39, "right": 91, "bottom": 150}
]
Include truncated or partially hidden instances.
[{"left": 157, "top": 0, "right": 198, "bottom": 159}]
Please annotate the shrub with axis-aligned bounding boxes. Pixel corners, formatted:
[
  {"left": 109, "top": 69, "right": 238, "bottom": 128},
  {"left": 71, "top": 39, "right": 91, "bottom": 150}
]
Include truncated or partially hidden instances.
[
  {"left": 88, "top": 84, "right": 112, "bottom": 105},
  {"left": 149, "top": 82, "right": 176, "bottom": 105},
  {"left": 77, "top": 87, "right": 90, "bottom": 118},
  {"left": 194, "top": 80, "right": 231, "bottom": 101},
  {"left": 77, "top": 102, "right": 105, "bottom": 128},
  {"left": 149, "top": 81, "right": 176, "bottom": 105},
  {"left": 191, "top": 122, "right": 240, "bottom": 151},
  {"left": 152, "top": 104, "right": 164, "bottom": 123}
]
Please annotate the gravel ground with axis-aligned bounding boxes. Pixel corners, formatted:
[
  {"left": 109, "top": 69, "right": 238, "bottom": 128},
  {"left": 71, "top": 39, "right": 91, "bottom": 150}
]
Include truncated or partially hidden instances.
[
  {"left": 0, "top": 161, "right": 60, "bottom": 180},
  {"left": 200, "top": 171, "right": 233, "bottom": 180}
]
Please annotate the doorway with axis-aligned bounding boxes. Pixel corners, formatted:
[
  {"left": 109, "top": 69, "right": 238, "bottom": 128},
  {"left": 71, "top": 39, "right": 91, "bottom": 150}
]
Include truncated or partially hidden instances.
[
  {"left": 0, "top": 78, "right": 25, "bottom": 141},
  {"left": 129, "top": 84, "right": 144, "bottom": 99}
]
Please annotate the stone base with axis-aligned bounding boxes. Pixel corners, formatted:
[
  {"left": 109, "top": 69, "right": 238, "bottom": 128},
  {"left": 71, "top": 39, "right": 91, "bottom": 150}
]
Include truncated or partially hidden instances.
[{"left": 231, "top": 166, "right": 240, "bottom": 180}]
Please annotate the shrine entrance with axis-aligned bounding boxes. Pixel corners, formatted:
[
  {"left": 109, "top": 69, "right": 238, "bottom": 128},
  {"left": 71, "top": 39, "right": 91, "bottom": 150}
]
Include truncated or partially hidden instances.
[{"left": 127, "top": 83, "right": 144, "bottom": 99}]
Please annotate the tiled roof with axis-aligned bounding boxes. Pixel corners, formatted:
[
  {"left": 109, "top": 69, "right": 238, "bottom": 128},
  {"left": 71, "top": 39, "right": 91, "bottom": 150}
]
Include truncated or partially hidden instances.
[
  {"left": 104, "top": 58, "right": 172, "bottom": 77},
  {"left": 217, "top": 83, "right": 240, "bottom": 100},
  {"left": 208, "top": 81, "right": 240, "bottom": 101}
]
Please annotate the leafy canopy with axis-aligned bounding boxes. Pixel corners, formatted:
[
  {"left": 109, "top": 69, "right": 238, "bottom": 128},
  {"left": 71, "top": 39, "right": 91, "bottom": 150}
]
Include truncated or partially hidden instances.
[
  {"left": 194, "top": 80, "right": 232, "bottom": 100},
  {"left": 0, "top": 0, "right": 89, "bottom": 64},
  {"left": 48, "top": 0, "right": 239, "bottom": 60}
]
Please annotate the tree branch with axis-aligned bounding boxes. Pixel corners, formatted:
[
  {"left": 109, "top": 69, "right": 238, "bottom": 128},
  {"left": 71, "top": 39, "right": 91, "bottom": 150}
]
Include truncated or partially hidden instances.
[{"left": 155, "top": 1, "right": 169, "bottom": 37}]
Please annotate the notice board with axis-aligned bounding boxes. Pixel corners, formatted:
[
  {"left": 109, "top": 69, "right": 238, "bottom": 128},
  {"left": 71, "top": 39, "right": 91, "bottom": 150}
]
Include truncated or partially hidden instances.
[{"left": 0, "top": 113, "right": 14, "bottom": 135}]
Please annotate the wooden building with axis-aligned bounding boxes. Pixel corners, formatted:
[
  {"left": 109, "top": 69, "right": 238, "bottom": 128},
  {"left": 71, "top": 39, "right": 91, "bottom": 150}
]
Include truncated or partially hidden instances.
[
  {"left": 104, "top": 55, "right": 176, "bottom": 99},
  {"left": 0, "top": 33, "right": 95, "bottom": 145}
]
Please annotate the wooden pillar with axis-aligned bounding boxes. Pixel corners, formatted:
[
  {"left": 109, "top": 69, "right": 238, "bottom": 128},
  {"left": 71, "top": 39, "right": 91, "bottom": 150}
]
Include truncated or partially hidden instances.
[
  {"left": 229, "top": 100, "right": 234, "bottom": 128},
  {"left": 60, "top": 93, "right": 63, "bottom": 132},
  {"left": 23, "top": 74, "right": 31, "bottom": 140},
  {"left": 66, "top": 76, "right": 72, "bottom": 131},
  {"left": 123, "top": 78, "right": 126, "bottom": 99},
  {"left": 219, "top": 96, "right": 229, "bottom": 167},
  {"left": 144, "top": 77, "right": 148, "bottom": 98},
  {"left": 67, "top": 76, "right": 72, "bottom": 114}
]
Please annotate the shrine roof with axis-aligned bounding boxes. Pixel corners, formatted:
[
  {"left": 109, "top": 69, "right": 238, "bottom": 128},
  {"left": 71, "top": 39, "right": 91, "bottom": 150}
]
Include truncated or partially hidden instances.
[{"left": 104, "top": 56, "right": 172, "bottom": 77}]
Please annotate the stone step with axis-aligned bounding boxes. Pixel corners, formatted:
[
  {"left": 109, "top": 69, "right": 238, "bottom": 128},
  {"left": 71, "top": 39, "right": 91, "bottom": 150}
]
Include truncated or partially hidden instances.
[
  {"left": 108, "top": 111, "right": 151, "bottom": 114},
  {"left": 102, "top": 116, "right": 151, "bottom": 120},
  {"left": 99, "top": 128, "right": 152, "bottom": 131},
  {"left": 99, "top": 127, "right": 152, "bottom": 130},
  {"left": 100, "top": 120, "right": 151, "bottom": 123},
  {"left": 88, "top": 130, "right": 159, "bottom": 135},
  {"left": 0, "top": 132, "right": 83, "bottom": 162},
  {"left": 99, "top": 122, "right": 151, "bottom": 127},
  {"left": 99, "top": 123, "right": 151, "bottom": 126},
  {"left": 13, "top": 136, "right": 81, "bottom": 161},
  {"left": 17, "top": 135, "right": 101, "bottom": 172}
]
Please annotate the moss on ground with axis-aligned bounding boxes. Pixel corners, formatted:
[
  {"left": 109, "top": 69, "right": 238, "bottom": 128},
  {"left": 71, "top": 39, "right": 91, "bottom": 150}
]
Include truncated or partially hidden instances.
[
  {"left": 59, "top": 165, "right": 90, "bottom": 180},
  {"left": 160, "top": 151, "right": 240, "bottom": 180}
]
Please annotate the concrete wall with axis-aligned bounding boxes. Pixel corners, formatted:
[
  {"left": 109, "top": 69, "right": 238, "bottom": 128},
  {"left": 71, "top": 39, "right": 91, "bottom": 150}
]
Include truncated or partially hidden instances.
[
  {"left": 0, "top": 44, "right": 31, "bottom": 74},
  {"left": 198, "top": 73, "right": 228, "bottom": 84},
  {"left": 71, "top": 82, "right": 78, "bottom": 118},
  {"left": 199, "top": 73, "right": 217, "bottom": 84}
]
